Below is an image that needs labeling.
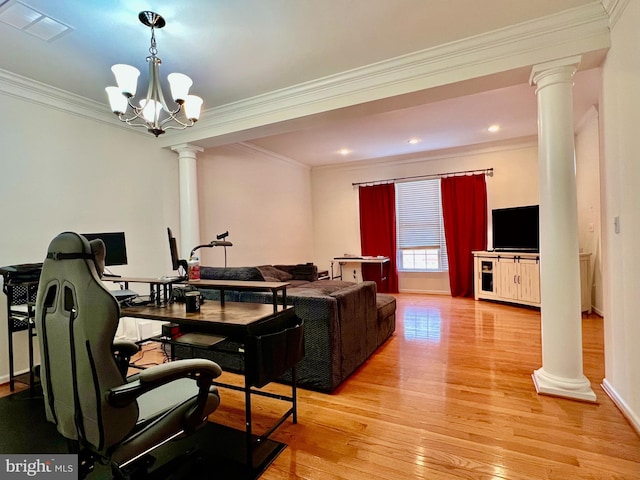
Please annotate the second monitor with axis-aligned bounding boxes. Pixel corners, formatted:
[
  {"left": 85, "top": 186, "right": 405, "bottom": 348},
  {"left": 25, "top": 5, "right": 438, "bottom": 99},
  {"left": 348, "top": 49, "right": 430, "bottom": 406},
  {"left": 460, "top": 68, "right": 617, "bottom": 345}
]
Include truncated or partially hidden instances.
[{"left": 167, "top": 227, "right": 189, "bottom": 278}]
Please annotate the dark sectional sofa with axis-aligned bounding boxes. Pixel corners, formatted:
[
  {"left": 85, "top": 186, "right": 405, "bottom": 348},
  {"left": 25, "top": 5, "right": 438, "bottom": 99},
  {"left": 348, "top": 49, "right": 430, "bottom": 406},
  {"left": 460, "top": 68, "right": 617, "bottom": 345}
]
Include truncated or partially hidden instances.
[{"left": 175, "top": 264, "right": 396, "bottom": 392}]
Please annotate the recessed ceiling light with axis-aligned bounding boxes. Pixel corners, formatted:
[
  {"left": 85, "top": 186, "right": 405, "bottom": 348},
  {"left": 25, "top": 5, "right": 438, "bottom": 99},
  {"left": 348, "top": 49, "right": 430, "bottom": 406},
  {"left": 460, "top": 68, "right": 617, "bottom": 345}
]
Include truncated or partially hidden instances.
[
  {"left": 338, "top": 148, "right": 351, "bottom": 155},
  {"left": 407, "top": 138, "right": 421, "bottom": 144},
  {"left": 488, "top": 125, "right": 500, "bottom": 133}
]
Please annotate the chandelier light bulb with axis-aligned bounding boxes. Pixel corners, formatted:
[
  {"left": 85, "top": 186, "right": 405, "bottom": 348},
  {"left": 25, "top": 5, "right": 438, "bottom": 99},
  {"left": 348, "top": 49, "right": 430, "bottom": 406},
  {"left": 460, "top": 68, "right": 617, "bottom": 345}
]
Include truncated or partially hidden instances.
[
  {"left": 139, "top": 99, "right": 162, "bottom": 123},
  {"left": 105, "top": 86, "right": 128, "bottom": 114},
  {"left": 184, "top": 95, "right": 204, "bottom": 121},
  {"left": 168, "top": 73, "right": 193, "bottom": 104},
  {"left": 111, "top": 64, "right": 140, "bottom": 97}
]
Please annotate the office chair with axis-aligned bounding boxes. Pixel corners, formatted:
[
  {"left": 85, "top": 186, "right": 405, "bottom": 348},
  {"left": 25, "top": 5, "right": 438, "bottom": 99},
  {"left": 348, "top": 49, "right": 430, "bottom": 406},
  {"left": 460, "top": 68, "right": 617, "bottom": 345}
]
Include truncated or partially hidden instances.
[{"left": 35, "top": 232, "right": 222, "bottom": 478}]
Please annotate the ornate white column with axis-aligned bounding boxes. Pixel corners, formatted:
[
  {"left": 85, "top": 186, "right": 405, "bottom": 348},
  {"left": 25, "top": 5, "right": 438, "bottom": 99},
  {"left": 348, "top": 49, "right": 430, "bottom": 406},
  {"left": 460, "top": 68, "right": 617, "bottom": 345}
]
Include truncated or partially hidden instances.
[
  {"left": 170, "top": 143, "right": 203, "bottom": 259},
  {"left": 529, "top": 57, "right": 596, "bottom": 402}
]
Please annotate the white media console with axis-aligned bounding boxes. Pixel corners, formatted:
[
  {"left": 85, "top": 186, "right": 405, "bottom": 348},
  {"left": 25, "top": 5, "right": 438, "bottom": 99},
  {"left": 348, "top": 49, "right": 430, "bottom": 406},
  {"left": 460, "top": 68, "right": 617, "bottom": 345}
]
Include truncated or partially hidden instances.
[{"left": 472, "top": 251, "right": 591, "bottom": 311}]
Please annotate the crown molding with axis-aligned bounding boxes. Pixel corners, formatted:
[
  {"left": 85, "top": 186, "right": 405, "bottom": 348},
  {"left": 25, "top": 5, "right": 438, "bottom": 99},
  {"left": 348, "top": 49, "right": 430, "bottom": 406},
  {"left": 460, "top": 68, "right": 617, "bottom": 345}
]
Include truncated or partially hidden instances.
[
  {"left": 163, "top": 2, "right": 610, "bottom": 148},
  {"left": 602, "top": 0, "right": 631, "bottom": 28},
  {"left": 0, "top": 68, "right": 124, "bottom": 129},
  {"left": 0, "top": 67, "right": 184, "bottom": 141},
  {"left": 221, "top": 142, "right": 310, "bottom": 171}
]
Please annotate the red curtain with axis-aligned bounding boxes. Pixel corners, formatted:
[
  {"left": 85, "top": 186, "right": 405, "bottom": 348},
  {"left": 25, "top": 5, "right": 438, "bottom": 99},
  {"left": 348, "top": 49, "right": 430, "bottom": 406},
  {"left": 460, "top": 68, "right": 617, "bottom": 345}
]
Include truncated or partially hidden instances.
[
  {"left": 358, "top": 183, "right": 398, "bottom": 293},
  {"left": 441, "top": 174, "right": 487, "bottom": 297}
]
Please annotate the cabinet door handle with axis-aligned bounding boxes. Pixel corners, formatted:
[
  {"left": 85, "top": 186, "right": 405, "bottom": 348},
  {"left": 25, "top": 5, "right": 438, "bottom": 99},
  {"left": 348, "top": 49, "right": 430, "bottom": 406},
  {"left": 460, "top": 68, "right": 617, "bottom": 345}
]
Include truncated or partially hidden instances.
[{"left": 514, "top": 275, "right": 517, "bottom": 284}]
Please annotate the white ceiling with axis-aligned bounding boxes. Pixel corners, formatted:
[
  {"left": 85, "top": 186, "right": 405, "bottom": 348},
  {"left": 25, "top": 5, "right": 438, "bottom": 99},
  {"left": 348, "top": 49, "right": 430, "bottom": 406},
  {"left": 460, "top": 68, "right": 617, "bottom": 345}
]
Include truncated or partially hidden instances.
[{"left": 0, "top": 0, "right": 605, "bottom": 166}]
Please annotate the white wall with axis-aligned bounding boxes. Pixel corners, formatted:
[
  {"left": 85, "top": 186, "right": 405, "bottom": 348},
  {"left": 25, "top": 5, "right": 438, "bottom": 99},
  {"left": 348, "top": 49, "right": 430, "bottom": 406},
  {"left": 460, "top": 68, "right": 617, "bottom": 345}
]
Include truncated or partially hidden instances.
[
  {"left": 196, "top": 144, "right": 314, "bottom": 267},
  {"left": 0, "top": 93, "right": 182, "bottom": 381},
  {"left": 600, "top": 0, "right": 640, "bottom": 433},
  {"left": 0, "top": 96, "right": 180, "bottom": 274},
  {"left": 575, "top": 105, "right": 603, "bottom": 314},
  {"left": 311, "top": 140, "right": 540, "bottom": 293}
]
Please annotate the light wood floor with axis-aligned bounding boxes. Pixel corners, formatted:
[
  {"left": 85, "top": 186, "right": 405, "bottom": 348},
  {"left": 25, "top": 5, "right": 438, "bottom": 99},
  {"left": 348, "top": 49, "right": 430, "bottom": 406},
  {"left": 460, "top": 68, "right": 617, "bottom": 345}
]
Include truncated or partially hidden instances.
[{"left": 3, "top": 294, "right": 639, "bottom": 479}]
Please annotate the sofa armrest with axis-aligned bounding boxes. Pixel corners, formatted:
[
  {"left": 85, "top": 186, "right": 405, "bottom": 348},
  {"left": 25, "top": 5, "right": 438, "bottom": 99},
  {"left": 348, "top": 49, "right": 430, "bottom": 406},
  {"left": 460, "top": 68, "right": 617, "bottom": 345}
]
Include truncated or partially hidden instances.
[{"left": 330, "top": 281, "right": 378, "bottom": 378}]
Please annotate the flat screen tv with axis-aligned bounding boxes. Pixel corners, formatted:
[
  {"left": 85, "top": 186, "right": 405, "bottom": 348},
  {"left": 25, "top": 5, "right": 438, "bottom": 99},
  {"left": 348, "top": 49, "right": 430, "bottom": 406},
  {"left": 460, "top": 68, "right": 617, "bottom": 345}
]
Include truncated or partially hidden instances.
[
  {"left": 492, "top": 205, "right": 539, "bottom": 252},
  {"left": 81, "top": 232, "right": 128, "bottom": 266}
]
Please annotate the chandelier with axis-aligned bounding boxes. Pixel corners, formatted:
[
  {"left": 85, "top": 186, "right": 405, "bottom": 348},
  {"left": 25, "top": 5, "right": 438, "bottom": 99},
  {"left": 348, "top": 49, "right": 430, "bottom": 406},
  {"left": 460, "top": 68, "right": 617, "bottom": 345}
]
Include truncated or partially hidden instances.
[{"left": 105, "top": 11, "right": 203, "bottom": 137}]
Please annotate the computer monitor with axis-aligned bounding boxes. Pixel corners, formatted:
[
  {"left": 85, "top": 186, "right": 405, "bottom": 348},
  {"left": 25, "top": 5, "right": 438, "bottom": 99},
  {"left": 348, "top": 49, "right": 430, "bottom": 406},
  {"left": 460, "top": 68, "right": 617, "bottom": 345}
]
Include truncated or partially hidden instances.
[
  {"left": 82, "top": 232, "right": 128, "bottom": 266},
  {"left": 167, "top": 227, "right": 188, "bottom": 274}
]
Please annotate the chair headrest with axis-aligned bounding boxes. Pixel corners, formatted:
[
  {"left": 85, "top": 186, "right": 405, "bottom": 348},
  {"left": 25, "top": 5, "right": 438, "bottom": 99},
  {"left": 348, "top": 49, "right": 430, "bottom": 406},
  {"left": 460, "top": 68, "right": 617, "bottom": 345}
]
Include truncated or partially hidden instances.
[
  {"left": 89, "top": 239, "right": 106, "bottom": 278},
  {"left": 44, "top": 232, "right": 105, "bottom": 278}
]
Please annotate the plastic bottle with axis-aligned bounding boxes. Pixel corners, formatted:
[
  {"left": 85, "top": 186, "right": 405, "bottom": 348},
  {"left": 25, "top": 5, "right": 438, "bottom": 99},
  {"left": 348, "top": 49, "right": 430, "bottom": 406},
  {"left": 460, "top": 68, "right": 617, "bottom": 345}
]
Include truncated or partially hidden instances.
[{"left": 188, "top": 255, "right": 200, "bottom": 280}]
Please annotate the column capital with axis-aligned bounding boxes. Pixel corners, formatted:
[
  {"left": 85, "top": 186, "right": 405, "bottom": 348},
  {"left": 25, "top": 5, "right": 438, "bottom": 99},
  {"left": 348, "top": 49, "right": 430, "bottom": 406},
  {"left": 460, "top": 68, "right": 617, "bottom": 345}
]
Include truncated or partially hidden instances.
[
  {"left": 170, "top": 143, "right": 204, "bottom": 158},
  {"left": 529, "top": 55, "right": 582, "bottom": 88}
]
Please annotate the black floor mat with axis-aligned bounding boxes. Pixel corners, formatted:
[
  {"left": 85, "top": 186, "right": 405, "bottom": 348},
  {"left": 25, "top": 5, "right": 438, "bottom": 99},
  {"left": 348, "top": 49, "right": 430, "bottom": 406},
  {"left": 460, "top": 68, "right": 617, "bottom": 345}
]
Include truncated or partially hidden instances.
[{"left": 0, "top": 388, "right": 285, "bottom": 480}]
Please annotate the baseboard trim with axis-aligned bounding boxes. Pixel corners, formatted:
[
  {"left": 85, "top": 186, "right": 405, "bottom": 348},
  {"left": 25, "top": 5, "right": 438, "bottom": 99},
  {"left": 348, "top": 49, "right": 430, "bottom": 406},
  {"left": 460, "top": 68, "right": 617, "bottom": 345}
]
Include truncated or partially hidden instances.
[
  {"left": 601, "top": 378, "right": 640, "bottom": 437},
  {"left": 398, "top": 289, "right": 450, "bottom": 295},
  {"left": 0, "top": 368, "right": 29, "bottom": 388}
]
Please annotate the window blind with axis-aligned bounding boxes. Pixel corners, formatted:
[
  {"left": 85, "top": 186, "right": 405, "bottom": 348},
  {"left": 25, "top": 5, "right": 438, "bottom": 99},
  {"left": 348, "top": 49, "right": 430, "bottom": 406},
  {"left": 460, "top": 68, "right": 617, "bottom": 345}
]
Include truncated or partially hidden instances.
[{"left": 396, "top": 179, "right": 449, "bottom": 269}]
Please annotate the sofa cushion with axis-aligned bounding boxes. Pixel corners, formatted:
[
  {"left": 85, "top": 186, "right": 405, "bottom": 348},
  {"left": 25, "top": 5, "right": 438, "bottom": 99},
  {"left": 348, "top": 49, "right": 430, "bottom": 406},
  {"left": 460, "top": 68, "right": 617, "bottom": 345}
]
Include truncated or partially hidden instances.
[
  {"left": 257, "top": 265, "right": 293, "bottom": 282},
  {"left": 294, "top": 280, "right": 354, "bottom": 294},
  {"left": 274, "top": 264, "right": 318, "bottom": 282},
  {"left": 200, "top": 266, "right": 264, "bottom": 282},
  {"left": 376, "top": 294, "right": 396, "bottom": 345},
  {"left": 290, "top": 280, "right": 352, "bottom": 296},
  {"left": 376, "top": 294, "right": 396, "bottom": 320}
]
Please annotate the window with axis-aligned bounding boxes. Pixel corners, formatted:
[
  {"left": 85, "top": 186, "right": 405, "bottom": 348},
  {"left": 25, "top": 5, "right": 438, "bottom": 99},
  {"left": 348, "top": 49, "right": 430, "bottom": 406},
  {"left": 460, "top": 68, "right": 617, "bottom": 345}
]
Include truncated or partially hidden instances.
[{"left": 395, "top": 179, "right": 448, "bottom": 271}]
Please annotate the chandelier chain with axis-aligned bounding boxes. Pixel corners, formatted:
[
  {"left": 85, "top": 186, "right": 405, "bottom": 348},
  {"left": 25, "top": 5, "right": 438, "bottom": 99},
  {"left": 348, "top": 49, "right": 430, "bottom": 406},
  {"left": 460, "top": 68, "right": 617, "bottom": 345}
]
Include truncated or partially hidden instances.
[{"left": 149, "top": 27, "right": 158, "bottom": 57}]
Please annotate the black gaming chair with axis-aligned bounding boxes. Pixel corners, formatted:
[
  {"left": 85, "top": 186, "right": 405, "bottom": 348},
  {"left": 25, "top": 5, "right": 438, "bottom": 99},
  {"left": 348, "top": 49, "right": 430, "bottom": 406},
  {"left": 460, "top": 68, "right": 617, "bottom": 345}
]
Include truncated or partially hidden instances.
[{"left": 35, "top": 232, "right": 222, "bottom": 478}]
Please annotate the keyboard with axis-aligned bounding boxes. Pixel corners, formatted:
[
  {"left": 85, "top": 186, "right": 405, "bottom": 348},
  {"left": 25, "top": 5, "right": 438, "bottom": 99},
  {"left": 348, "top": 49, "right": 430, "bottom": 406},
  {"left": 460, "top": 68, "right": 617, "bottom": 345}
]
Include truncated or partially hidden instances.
[{"left": 110, "top": 289, "right": 138, "bottom": 300}]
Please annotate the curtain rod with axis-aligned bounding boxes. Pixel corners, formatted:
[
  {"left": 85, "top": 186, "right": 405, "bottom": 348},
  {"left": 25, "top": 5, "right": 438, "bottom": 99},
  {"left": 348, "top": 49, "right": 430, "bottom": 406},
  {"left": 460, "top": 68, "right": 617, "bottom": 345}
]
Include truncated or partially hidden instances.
[{"left": 352, "top": 167, "right": 493, "bottom": 187}]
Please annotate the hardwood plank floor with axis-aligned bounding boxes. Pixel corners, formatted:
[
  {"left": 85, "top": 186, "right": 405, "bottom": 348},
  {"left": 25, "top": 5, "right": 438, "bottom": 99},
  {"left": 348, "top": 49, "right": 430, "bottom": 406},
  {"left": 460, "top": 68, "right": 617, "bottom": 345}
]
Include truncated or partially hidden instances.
[
  {"left": 242, "top": 294, "right": 640, "bottom": 479},
  {"left": 2, "top": 294, "right": 638, "bottom": 479}
]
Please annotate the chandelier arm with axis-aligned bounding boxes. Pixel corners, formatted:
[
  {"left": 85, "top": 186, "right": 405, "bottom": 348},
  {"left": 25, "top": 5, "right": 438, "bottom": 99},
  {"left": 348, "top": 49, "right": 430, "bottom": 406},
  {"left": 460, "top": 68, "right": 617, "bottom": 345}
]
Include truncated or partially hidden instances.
[
  {"left": 159, "top": 111, "right": 191, "bottom": 129},
  {"left": 113, "top": 101, "right": 146, "bottom": 124},
  {"left": 115, "top": 114, "right": 154, "bottom": 130},
  {"left": 161, "top": 120, "right": 196, "bottom": 132}
]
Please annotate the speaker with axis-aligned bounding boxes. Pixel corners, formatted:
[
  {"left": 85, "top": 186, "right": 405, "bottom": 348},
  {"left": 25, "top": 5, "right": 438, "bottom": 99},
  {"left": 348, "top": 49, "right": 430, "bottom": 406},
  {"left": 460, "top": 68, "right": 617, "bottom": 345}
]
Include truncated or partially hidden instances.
[{"left": 162, "top": 323, "right": 180, "bottom": 339}]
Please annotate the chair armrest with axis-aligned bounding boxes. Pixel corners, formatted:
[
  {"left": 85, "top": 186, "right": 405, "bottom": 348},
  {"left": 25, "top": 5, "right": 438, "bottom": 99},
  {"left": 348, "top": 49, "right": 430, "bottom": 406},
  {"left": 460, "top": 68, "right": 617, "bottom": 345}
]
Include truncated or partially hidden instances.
[
  {"left": 140, "top": 359, "right": 222, "bottom": 383},
  {"left": 112, "top": 340, "right": 140, "bottom": 378},
  {"left": 107, "top": 359, "right": 222, "bottom": 408},
  {"left": 112, "top": 340, "right": 140, "bottom": 357}
]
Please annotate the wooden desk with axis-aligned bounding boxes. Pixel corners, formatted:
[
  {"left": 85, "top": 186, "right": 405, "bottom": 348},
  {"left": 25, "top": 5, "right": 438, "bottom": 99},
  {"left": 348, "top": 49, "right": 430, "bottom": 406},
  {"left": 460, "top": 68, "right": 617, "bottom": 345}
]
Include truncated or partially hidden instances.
[
  {"left": 331, "top": 256, "right": 390, "bottom": 290},
  {"left": 186, "top": 279, "right": 289, "bottom": 312},
  {"left": 121, "top": 301, "right": 301, "bottom": 467},
  {"left": 122, "top": 301, "right": 293, "bottom": 338}
]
